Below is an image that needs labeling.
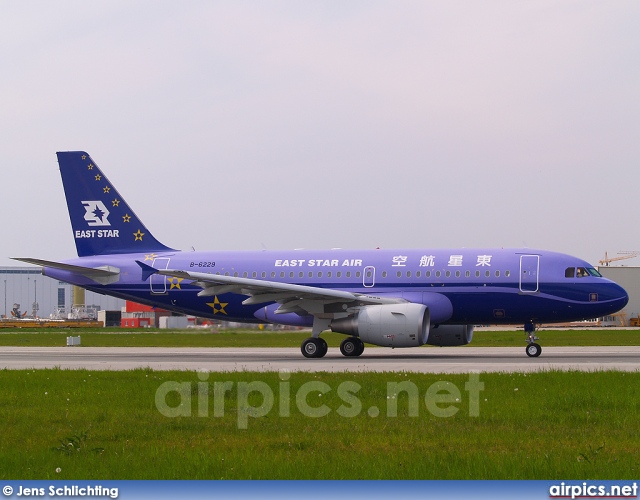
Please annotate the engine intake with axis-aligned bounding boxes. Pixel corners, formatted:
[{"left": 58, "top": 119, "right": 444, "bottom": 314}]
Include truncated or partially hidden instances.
[{"left": 330, "top": 303, "right": 430, "bottom": 347}]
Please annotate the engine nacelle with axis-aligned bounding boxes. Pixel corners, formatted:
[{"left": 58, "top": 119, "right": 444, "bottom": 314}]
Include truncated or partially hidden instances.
[
  {"left": 330, "top": 303, "right": 430, "bottom": 347},
  {"left": 426, "top": 324, "right": 474, "bottom": 346}
]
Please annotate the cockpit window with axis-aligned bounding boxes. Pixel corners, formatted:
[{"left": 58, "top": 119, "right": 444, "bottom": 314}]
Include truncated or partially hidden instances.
[
  {"left": 565, "top": 267, "right": 575, "bottom": 278},
  {"left": 576, "top": 267, "right": 589, "bottom": 278},
  {"left": 587, "top": 267, "right": 602, "bottom": 277}
]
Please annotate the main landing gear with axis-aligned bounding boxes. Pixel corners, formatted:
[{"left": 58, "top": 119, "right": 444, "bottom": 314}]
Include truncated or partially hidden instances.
[
  {"left": 300, "top": 336, "right": 366, "bottom": 358},
  {"left": 301, "top": 337, "right": 328, "bottom": 358},
  {"left": 339, "top": 336, "right": 365, "bottom": 357},
  {"left": 524, "top": 321, "right": 542, "bottom": 357}
]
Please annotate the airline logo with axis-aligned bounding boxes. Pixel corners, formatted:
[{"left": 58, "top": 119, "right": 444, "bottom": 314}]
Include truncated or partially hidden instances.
[{"left": 81, "top": 200, "right": 111, "bottom": 227}]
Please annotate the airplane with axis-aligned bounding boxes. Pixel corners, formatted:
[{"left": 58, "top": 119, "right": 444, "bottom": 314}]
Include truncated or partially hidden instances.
[{"left": 15, "top": 151, "right": 628, "bottom": 359}]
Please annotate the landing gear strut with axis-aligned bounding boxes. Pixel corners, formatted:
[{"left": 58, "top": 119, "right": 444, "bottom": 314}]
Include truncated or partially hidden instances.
[
  {"left": 340, "top": 336, "right": 365, "bottom": 357},
  {"left": 301, "top": 318, "right": 331, "bottom": 358},
  {"left": 524, "top": 321, "right": 541, "bottom": 357}
]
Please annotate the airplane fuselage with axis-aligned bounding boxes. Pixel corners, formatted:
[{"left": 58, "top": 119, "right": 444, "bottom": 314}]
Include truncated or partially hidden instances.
[{"left": 44, "top": 247, "right": 627, "bottom": 327}]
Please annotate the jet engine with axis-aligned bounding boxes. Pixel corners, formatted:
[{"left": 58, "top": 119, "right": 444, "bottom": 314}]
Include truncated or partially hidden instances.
[
  {"left": 426, "top": 324, "right": 474, "bottom": 346},
  {"left": 330, "top": 303, "right": 430, "bottom": 347}
]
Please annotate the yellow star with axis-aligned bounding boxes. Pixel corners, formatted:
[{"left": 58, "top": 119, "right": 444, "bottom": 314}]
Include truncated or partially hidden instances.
[
  {"left": 82, "top": 155, "right": 87, "bottom": 160},
  {"left": 207, "top": 296, "right": 228, "bottom": 315},
  {"left": 87, "top": 164, "right": 93, "bottom": 170},
  {"left": 103, "top": 186, "right": 111, "bottom": 193},
  {"left": 168, "top": 277, "right": 183, "bottom": 290},
  {"left": 144, "top": 253, "right": 157, "bottom": 261},
  {"left": 112, "top": 198, "right": 120, "bottom": 207},
  {"left": 133, "top": 229, "right": 145, "bottom": 241},
  {"left": 123, "top": 214, "right": 131, "bottom": 223},
  {"left": 95, "top": 174, "right": 102, "bottom": 181}
]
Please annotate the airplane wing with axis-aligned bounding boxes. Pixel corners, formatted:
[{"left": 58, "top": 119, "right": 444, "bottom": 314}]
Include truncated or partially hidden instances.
[{"left": 135, "top": 260, "right": 404, "bottom": 316}]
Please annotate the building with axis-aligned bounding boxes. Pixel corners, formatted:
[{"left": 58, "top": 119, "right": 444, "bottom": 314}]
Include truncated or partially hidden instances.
[
  {"left": 0, "top": 266, "right": 125, "bottom": 319},
  {"left": 597, "top": 266, "right": 640, "bottom": 326}
]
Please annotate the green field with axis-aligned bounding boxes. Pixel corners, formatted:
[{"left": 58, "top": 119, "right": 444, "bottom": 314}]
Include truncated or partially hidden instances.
[
  {"left": 0, "top": 327, "right": 638, "bottom": 347},
  {"left": 1, "top": 369, "right": 639, "bottom": 480}
]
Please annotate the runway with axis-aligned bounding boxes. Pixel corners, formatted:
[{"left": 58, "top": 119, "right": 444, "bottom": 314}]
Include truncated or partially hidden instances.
[{"left": 1, "top": 346, "right": 639, "bottom": 373}]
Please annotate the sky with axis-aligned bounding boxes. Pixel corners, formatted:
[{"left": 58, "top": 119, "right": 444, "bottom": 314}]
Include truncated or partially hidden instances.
[{"left": 1, "top": 1, "right": 639, "bottom": 268}]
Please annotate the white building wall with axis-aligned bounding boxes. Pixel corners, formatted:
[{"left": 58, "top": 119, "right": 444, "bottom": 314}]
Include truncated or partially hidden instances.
[{"left": 0, "top": 267, "right": 126, "bottom": 318}]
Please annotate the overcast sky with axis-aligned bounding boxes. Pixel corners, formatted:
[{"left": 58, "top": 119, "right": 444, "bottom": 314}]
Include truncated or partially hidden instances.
[{"left": 1, "top": 1, "right": 638, "bottom": 268}]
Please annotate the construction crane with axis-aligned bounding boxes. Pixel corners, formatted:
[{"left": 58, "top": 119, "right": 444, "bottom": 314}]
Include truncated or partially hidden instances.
[{"left": 599, "top": 251, "right": 640, "bottom": 266}]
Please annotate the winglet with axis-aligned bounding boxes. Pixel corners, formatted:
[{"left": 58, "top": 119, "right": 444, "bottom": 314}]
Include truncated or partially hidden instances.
[{"left": 136, "top": 260, "right": 158, "bottom": 281}]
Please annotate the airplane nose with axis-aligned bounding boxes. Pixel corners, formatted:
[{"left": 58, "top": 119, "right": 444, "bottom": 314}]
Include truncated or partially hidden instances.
[{"left": 618, "top": 284, "right": 630, "bottom": 309}]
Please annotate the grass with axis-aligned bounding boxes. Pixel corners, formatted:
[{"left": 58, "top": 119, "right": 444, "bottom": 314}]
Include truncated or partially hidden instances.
[
  {"left": 1, "top": 369, "right": 639, "bottom": 479},
  {"left": 0, "top": 327, "right": 638, "bottom": 347}
]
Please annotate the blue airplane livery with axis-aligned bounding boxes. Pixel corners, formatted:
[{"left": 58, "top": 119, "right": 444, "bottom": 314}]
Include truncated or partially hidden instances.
[{"left": 16, "top": 152, "right": 629, "bottom": 358}]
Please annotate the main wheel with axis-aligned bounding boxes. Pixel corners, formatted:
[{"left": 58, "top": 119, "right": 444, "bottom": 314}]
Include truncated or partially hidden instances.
[
  {"left": 301, "top": 337, "right": 327, "bottom": 358},
  {"left": 340, "top": 337, "right": 365, "bottom": 357},
  {"left": 526, "top": 343, "right": 542, "bottom": 357},
  {"left": 318, "top": 337, "right": 328, "bottom": 357},
  {"left": 340, "top": 337, "right": 358, "bottom": 357}
]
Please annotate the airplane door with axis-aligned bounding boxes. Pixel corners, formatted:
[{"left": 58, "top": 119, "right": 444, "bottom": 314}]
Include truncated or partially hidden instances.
[
  {"left": 150, "top": 258, "right": 170, "bottom": 294},
  {"left": 363, "top": 266, "right": 375, "bottom": 287},
  {"left": 519, "top": 255, "right": 539, "bottom": 293}
]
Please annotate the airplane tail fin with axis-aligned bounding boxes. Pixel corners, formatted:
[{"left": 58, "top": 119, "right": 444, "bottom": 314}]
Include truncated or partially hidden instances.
[{"left": 57, "top": 151, "right": 175, "bottom": 257}]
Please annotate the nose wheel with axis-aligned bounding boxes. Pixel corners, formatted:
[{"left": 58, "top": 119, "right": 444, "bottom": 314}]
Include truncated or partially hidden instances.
[
  {"left": 524, "top": 321, "right": 542, "bottom": 357},
  {"left": 526, "top": 342, "right": 542, "bottom": 357}
]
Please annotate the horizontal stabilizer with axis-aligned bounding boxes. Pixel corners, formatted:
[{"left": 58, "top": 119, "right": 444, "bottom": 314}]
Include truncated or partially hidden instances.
[
  {"left": 136, "top": 260, "right": 160, "bottom": 281},
  {"left": 13, "top": 258, "right": 120, "bottom": 285}
]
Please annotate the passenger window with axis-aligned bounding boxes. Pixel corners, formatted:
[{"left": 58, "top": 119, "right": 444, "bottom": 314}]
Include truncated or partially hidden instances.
[
  {"left": 356, "top": 272, "right": 361, "bottom": 278},
  {"left": 318, "top": 272, "right": 322, "bottom": 278},
  {"left": 505, "top": 270, "right": 511, "bottom": 277},
  {"left": 280, "top": 272, "right": 285, "bottom": 278},
  {"left": 475, "top": 271, "right": 480, "bottom": 277},
  {"left": 243, "top": 272, "right": 248, "bottom": 278},
  {"left": 485, "top": 270, "right": 490, "bottom": 277},
  {"left": 252, "top": 272, "right": 257, "bottom": 278},
  {"left": 397, "top": 271, "right": 402, "bottom": 278},
  {"left": 338, "top": 272, "right": 342, "bottom": 278},
  {"left": 407, "top": 271, "right": 412, "bottom": 278},
  {"left": 455, "top": 271, "right": 461, "bottom": 278},
  {"left": 327, "top": 272, "right": 332, "bottom": 278},
  {"left": 308, "top": 272, "right": 313, "bottom": 278},
  {"left": 271, "top": 272, "right": 276, "bottom": 278},
  {"left": 445, "top": 271, "right": 451, "bottom": 278},
  {"left": 465, "top": 270, "right": 470, "bottom": 278},
  {"left": 299, "top": 272, "right": 303, "bottom": 278},
  {"left": 261, "top": 272, "right": 266, "bottom": 278},
  {"left": 289, "top": 272, "right": 294, "bottom": 278},
  {"left": 435, "top": 271, "right": 441, "bottom": 278},
  {"left": 346, "top": 272, "right": 351, "bottom": 278},
  {"left": 426, "top": 271, "right": 431, "bottom": 278},
  {"left": 565, "top": 267, "right": 575, "bottom": 278},
  {"left": 416, "top": 271, "right": 421, "bottom": 278}
]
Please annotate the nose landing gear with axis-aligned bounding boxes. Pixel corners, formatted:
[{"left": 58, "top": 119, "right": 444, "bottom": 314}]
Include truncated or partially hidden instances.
[{"left": 524, "top": 321, "right": 541, "bottom": 357}]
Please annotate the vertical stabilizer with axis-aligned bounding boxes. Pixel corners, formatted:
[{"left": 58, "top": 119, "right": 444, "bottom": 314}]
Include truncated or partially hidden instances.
[{"left": 57, "top": 151, "right": 175, "bottom": 257}]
